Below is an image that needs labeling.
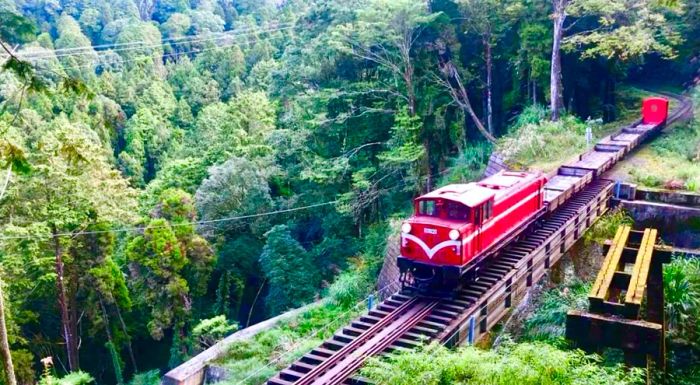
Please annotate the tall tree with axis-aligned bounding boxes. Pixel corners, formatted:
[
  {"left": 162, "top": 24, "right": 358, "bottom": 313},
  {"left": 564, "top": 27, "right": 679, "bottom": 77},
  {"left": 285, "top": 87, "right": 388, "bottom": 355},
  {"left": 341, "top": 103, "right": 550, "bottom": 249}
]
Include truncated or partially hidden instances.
[
  {"left": 333, "top": 0, "right": 439, "bottom": 117},
  {"left": 550, "top": 0, "right": 568, "bottom": 120},
  {"left": 126, "top": 189, "right": 215, "bottom": 359},
  {"left": 457, "top": 0, "right": 521, "bottom": 134},
  {"left": 549, "top": 0, "right": 680, "bottom": 120},
  {"left": 1, "top": 117, "right": 138, "bottom": 371},
  {"left": 259, "top": 225, "right": 319, "bottom": 315},
  {"left": 195, "top": 157, "right": 273, "bottom": 237}
]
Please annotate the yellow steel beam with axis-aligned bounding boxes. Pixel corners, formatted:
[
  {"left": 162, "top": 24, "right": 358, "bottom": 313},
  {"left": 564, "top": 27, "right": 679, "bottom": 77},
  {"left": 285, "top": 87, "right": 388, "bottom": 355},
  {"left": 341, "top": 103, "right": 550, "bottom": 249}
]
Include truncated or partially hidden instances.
[
  {"left": 590, "top": 226, "right": 631, "bottom": 300},
  {"left": 626, "top": 228, "right": 657, "bottom": 305}
]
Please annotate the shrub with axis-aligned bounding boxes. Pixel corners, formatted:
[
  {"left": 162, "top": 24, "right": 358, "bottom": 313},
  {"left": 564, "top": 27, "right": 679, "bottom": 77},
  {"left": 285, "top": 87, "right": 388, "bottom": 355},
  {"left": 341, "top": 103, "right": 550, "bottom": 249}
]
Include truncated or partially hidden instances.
[
  {"left": 509, "top": 104, "right": 549, "bottom": 132},
  {"left": 39, "top": 371, "right": 94, "bottom": 385},
  {"left": 362, "top": 341, "right": 641, "bottom": 385},
  {"left": 583, "top": 209, "right": 634, "bottom": 245},
  {"left": 192, "top": 315, "right": 239, "bottom": 350},
  {"left": 664, "top": 256, "right": 700, "bottom": 343},
  {"left": 439, "top": 142, "right": 492, "bottom": 185},
  {"left": 521, "top": 281, "right": 591, "bottom": 342},
  {"left": 127, "top": 370, "right": 161, "bottom": 385},
  {"left": 328, "top": 270, "right": 372, "bottom": 308}
]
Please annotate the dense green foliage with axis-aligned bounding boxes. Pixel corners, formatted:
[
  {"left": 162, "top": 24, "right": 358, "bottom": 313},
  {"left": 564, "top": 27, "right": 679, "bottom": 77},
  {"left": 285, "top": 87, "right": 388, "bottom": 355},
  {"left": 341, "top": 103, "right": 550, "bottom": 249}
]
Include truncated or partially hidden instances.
[
  {"left": 583, "top": 209, "right": 634, "bottom": 245},
  {"left": 0, "top": 0, "right": 697, "bottom": 383},
  {"left": 521, "top": 281, "right": 590, "bottom": 342},
  {"left": 661, "top": 256, "right": 700, "bottom": 384},
  {"left": 362, "top": 341, "right": 641, "bottom": 385},
  {"left": 665, "top": 256, "right": 700, "bottom": 346}
]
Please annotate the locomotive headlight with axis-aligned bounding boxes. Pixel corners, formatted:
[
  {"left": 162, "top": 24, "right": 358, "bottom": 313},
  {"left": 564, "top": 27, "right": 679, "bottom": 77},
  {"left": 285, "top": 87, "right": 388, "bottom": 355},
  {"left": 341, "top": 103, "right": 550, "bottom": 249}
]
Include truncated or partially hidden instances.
[
  {"left": 449, "top": 229, "right": 460, "bottom": 240},
  {"left": 401, "top": 223, "right": 412, "bottom": 234}
]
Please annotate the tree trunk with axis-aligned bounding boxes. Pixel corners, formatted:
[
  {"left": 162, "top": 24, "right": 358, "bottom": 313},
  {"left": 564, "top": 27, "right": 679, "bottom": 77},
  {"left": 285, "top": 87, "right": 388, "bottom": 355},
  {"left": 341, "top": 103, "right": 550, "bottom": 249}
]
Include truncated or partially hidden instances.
[
  {"left": 52, "top": 229, "right": 79, "bottom": 371},
  {"left": 533, "top": 81, "right": 537, "bottom": 105},
  {"left": 484, "top": 35, "right": 494, "bottom": 134},
  {"left": 603, "top": 72, "right": 616, "bottom": 122},
  {"left": 550, "top": 0, "right": 567, "bottom": 121},
  {"left": 0, "top": 279, "right": 16, "bottom": 385},
  {"left": 114, "top": 305, "right": 138, "bottom": 372},
  {"left": 99, "top": 298, "right": 123, "bottom": 385},
  {"left": 423, "top": 138, "right": 432, "bottom": 192},
  {"left": 405, "top": 72, "right": 416, "bottom": 117}
]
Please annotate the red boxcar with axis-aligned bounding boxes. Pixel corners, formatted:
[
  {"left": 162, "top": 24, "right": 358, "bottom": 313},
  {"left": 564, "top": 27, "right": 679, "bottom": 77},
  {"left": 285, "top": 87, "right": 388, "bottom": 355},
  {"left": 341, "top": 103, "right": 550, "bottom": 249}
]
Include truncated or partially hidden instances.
[
  {"left": 398, "top": 171, "right": 547, "bottom": 291},
  {"left": 641, "top": 97, "right": 669, "bottom": 125}
]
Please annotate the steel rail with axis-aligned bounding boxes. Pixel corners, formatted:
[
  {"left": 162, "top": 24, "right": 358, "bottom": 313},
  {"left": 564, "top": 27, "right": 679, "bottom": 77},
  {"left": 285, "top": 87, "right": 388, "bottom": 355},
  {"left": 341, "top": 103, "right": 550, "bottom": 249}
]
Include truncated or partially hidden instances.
[{"left": 292, "top": 297, "right": 421, "bottom": 385}]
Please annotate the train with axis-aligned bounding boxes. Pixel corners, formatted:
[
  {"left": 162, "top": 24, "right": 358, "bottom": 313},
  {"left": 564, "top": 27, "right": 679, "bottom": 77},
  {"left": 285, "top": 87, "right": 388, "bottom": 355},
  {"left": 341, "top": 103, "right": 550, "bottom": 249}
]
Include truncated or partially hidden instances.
[{"left": 398, "top": 97, "right": 670, "bottom": 293}]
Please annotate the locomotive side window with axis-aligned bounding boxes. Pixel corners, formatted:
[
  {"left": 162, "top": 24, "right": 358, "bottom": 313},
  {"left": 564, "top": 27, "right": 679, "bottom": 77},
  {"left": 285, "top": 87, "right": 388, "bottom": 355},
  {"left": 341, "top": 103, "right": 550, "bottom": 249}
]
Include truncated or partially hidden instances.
[
  {"left": 484, "top": 200, "right": 493, "bottom": 220},
  {"left": 446, "top": 201, "right": 469, "bottom": 220},
  {"left": 418, "top": 200, "right": 438, "bottom": 216}
]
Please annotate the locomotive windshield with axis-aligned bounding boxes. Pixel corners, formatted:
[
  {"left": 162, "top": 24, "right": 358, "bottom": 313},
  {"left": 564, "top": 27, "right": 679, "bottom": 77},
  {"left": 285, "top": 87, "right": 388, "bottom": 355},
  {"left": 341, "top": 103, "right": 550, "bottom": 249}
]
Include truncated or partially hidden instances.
[
  {"left": 418, "top": 200, "right": 438, "bottom": 216},
  {"left": 445, "top": 201, "right": 469, "bottom": 220},
  {"left": 417, "top": 199, "right": 470, "bottom": 220}
]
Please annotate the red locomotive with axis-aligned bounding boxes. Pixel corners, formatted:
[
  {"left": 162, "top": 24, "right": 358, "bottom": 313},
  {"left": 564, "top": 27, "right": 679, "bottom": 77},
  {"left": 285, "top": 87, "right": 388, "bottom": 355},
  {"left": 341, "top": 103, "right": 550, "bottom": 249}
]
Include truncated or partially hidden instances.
[{"left": 398, "top": 171, "right": 547, "bottom": 291}]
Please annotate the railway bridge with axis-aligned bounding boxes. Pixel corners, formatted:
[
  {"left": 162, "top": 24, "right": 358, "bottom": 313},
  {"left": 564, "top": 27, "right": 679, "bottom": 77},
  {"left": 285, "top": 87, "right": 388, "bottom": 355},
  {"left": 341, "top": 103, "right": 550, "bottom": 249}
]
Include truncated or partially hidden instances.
[{"left": 163, "top": 93, "right": 693, "bottom": 385}]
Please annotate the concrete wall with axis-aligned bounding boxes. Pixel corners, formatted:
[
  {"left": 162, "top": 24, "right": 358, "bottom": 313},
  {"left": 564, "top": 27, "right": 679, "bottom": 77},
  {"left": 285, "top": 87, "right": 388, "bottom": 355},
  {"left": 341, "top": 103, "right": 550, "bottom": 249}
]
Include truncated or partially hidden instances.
[
  {"left": 620, "top": 200, "right": 700, "bottom": 223},
  {"left": 635, "top": 188, "right": 700, "bottom": 208},
  {"left": 614, "top": 184, "right": 700, "bottom": 249}
]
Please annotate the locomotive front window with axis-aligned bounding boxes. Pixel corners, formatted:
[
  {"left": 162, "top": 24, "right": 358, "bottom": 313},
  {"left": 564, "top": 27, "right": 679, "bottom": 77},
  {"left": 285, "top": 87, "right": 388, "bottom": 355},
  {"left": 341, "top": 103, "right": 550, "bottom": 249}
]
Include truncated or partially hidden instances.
[
  {"left": 418, "top": 200, "right": 438, "bottom": 216},
  {"left": 446, "top": 201, "right": 469, "bottom": 220}
]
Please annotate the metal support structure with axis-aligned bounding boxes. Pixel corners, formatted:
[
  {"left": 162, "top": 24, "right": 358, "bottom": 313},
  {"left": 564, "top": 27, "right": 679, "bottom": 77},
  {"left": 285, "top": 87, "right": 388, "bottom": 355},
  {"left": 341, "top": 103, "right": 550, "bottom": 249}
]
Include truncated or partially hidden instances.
[{"left": 566, "top": 225, "right": 671, "bottom": 379}]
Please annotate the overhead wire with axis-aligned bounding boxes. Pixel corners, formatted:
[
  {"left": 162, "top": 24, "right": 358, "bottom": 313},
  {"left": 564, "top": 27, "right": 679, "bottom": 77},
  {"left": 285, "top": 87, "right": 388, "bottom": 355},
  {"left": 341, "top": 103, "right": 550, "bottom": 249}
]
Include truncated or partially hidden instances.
[
  {"left": 53, "top": 24, "right": 295, "bottom": 72},
  {"left": 21, "top": 22, "right": 294, "bottom": 61},
  {"left": 0, "top": 201, "right": 338, "bottom": 241},
  {"left": 47, "top": 22, "right": 292, "bottom": 54},
  {"left": 0, "top": 151, "right": 469, "bottom": 242}
]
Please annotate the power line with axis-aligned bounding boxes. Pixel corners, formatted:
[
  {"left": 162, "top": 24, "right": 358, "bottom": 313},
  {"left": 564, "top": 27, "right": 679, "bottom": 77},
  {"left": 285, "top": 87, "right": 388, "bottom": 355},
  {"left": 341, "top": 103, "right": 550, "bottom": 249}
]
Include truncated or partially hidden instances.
[
  {"left": 21, "top": 23, "right": 294, "bottom": 61},
  {"left": 45, "top": 22, "right": 293, "bottom": 55},
  {"left": 54, "top": 25, "right": 294, "bottom": 72},
  {"left": 0, "top": 200, "right": 338, "bottom": 241},
  {"left": 0, "top": 161, "right": 465, "bottom": 242}
]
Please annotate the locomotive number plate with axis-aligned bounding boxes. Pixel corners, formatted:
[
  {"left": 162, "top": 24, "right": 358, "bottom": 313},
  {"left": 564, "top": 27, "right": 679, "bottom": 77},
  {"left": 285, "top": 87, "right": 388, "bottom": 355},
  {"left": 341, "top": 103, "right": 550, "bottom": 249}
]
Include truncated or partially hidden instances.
[{"left": 424, "top": 228, "right": 437, "bottom": 235}]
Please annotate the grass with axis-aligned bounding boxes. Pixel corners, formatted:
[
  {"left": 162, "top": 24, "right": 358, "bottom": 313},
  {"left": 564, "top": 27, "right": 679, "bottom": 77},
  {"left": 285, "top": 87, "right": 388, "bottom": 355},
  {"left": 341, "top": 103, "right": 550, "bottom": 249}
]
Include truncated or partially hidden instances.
[
  {"left": 614, "top": 120, "right": 700, "bottom": 192},
  {"left": 498, "top": 86, "right": 658, "bottom": 173},
  {"left": 361, "top": 341, "right": 642, "bottom": 385},
  {"left": 215, "top": 296, "right": 366, "bottom": 384},
  {"left": 497, "top": 108, "right": 597, "bottom": 172}
]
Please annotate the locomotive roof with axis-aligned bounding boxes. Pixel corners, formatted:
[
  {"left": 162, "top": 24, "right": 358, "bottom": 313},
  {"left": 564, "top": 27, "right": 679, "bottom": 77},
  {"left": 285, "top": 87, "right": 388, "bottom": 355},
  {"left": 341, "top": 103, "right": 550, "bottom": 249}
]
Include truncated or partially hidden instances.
[
  {"left": 416, "top": 171, "right": 534, "bottom": 208},
  {"left": 417, "top": 183, "right": 495, "bottom": 207}
]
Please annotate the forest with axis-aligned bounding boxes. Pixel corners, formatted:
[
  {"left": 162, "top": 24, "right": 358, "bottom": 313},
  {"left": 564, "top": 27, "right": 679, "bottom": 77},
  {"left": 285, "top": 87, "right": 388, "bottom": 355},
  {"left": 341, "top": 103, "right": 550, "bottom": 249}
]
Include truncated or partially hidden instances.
[{"left": 0, "top": 0, "right": 698, "bottom": 384}]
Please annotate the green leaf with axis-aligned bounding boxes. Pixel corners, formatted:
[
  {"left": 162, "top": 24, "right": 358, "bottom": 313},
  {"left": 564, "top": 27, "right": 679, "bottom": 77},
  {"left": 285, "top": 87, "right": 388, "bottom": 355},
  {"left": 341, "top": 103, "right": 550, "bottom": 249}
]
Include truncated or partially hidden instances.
[{"left": 0, "top": 11, "right": 36, "bottom": 44}]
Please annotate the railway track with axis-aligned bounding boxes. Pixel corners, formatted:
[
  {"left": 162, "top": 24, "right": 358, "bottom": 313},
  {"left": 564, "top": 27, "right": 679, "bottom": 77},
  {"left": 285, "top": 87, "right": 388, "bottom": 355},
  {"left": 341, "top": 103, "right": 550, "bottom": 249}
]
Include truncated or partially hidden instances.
[{"left": 264, "top": 92, "right": 693, "bottom": 385}]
